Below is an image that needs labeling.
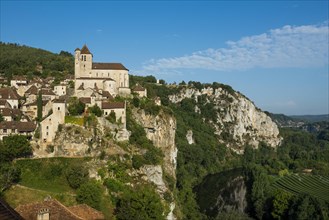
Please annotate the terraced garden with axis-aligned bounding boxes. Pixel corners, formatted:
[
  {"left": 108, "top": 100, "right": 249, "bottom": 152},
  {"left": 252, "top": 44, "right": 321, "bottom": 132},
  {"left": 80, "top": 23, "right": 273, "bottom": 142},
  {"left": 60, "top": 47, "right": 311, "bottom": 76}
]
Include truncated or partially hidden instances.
[{"left": 272, "top": 174, "right": 329, "bottom": 202}]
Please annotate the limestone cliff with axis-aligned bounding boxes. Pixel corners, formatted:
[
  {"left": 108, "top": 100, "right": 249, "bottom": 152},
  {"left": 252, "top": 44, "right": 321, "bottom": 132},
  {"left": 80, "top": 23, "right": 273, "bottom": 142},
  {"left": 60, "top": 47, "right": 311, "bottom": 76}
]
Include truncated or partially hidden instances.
[
  {"left": 169, "top": 86, "right": 281, "bottom": 153},
  {"left": 131, "top": 108, "right": 177, "bottom": 220},
  {"left": 132, "top": 108, "right": 177, "bottom": 177}
]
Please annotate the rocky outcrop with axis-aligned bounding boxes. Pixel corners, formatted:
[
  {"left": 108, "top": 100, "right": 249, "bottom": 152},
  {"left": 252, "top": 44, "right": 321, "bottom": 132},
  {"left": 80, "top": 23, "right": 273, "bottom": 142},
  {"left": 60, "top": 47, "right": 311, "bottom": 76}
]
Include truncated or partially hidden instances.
[
  {"left": 132, "top": 109, "right": 177, "bottom": 177},
  {"left": 132, "top": 109, "right": 177, "bottom": 220},
  {"left": 186, "top": 130, "right": 195, "bottom": 145},
  {"left": 170, "top": 86, "right": 281, "bottom": 153}
]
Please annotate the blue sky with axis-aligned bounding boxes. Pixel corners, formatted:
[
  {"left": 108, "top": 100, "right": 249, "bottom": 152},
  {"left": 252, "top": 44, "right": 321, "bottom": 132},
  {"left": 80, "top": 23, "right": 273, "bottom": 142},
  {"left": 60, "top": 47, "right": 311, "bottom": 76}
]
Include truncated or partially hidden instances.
[{"left": 1, "top": 1, "right": 328, "bottom": 115}]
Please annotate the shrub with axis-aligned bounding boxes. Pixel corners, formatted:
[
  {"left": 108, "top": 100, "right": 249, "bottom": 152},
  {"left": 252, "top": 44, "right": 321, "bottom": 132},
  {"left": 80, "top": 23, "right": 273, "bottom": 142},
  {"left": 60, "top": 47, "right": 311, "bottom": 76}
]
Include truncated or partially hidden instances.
[
  {"left": 65, "top": 164, "right": 89, "bottom": 189},
  {"left": 76, "top": 180, "right": 103, "bottom": 210}
]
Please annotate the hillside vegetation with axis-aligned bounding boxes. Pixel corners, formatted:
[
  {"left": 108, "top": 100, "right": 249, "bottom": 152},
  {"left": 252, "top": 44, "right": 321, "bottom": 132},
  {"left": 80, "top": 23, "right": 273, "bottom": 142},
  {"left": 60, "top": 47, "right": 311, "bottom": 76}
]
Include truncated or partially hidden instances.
[{"left": 0, "top": 42, "right": 73, "bottom": 82}]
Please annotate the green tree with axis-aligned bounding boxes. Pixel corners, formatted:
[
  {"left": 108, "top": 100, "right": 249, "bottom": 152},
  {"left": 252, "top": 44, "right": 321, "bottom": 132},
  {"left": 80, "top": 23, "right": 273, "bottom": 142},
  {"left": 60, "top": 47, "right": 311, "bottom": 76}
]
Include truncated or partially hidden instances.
[
  {"left": 68, "top": 97, "right": 85, "bottom": 115},
  {"left": 0, "top": 135, "right": 32, "bottom": 162},
  {"left": 65, "top": 164, "right": 89, "bottom": 189},
  {"left": 89, "top": 105, "right": 102, "bottom": 117},
  {"left": 37, "top": 90, "right": 42, "bottom": 121},
  {"left": 0, "top": 163, "right": 21, "bottom": 193},
  {"left": 76, "top": 180, "right": 103, "bottom": 210},
  {"left": 116, "top": 185, "right": 165, "bottom": 220},
  {"left": 0, "top": 113, "right": 4, "bottom": 122},
  {"left": 272, "top": 191, "right": 293, "bottom": 219}
]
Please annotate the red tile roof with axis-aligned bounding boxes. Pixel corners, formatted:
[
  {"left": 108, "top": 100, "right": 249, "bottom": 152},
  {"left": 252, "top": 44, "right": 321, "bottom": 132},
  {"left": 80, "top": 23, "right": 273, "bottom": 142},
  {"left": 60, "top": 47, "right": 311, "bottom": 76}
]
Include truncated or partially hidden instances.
[
  {"left": 41, "top": 89, "right": 56, "bottom": 96},
  {"left": 79, "top": 97, "right": 91, "bottom": 104},
  {"left": 15, "top": 199, "right": 83, "bottom": 220},
  {"left": 15, "top": 199, "right": 105, "bottom": 220},
  {"left": 0, "top": 121, "right": 36, "bottom": 132},
  {"left": 101, "top": 101, "right": 124, "bottom": 109},
  {"left": 0, "top": 88, "right": 20, "bottom": 100},
  {"left": 68, "top": 204, "right": 105, "bottom": 220},
  {"left": 92, "top": 62, "right": 128, "bottom": 71},
  {"left": 25, "top": 85, "right": 38, "bottom": 95}
]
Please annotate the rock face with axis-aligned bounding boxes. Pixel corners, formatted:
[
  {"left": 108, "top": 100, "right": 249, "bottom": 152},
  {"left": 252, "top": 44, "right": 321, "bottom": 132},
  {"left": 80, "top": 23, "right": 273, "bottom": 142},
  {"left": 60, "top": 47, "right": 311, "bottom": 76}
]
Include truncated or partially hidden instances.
[
  {"left": 132, "top": 109, "right": 177, "bottom": 177},
  {"left": 132, "top": 109, "right": 177, "bottom": 220},
  {"left": 170, "top": 87, "right": 281, "bottom": 153},
  {"left": 194, "top": 169, "right": 247, "bottom": 218},
  {"left": 186, "top": 130, "right": 195, "bottom": 145}
]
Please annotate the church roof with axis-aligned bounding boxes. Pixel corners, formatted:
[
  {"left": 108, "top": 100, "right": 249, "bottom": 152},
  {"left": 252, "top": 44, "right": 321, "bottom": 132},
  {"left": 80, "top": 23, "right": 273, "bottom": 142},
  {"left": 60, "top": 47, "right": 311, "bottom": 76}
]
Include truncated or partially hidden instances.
[
  {"left": 92, "top": 62, "right": 128, "bottom": 71},
  {"left": 80, "top": 44, "right": 92, "bottom": 54}
]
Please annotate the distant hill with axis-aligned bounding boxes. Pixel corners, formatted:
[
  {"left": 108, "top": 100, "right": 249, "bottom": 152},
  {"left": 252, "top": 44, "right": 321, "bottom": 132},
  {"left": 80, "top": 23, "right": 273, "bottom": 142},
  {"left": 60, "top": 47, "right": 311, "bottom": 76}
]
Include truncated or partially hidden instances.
[
  {"left": 290, "top": 114, "right": 329, "bottom": 123},
  {"left": 0, "top": 42, "right": 74, "bottom": 82}
]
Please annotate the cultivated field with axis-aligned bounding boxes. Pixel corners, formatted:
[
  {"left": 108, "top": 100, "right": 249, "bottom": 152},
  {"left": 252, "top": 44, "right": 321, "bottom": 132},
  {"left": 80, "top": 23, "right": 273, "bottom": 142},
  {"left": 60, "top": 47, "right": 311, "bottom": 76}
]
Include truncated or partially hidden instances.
[{"left": 272, "top": 174, "right": 329, "bottom": 202}]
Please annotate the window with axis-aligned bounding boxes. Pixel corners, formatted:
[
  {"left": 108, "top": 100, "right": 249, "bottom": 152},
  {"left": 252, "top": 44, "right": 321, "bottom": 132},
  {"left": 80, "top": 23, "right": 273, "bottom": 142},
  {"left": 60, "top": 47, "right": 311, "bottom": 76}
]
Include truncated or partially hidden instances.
[
  {"left": 105, "top": 112, "right": 108, "bottom": 115},
  {"left": 58, "top": 107, "right": 60, "bottom": 110},
  {"left": 3, "top": 129, "right": 7, "bottom": 133},
  {"left": 46, "top": 126, "right": 48, "bottom": 129},
  {"left": 84, "top": 55, "right": 86, "bottom": 61},
  {"left": 46, "top": 132, "right": 48, "bottom": 135}
]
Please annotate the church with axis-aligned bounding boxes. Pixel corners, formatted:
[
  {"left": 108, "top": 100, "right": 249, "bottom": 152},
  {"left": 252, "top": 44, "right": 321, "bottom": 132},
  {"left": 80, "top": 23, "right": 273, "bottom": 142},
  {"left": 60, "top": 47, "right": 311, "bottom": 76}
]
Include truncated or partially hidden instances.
[{"left": 74, "top": 45, "right": 131, "bottom": 97}]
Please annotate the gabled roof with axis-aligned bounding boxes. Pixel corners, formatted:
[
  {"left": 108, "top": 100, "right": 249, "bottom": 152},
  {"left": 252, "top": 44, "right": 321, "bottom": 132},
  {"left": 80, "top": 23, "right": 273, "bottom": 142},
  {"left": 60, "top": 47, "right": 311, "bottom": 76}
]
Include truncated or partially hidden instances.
[
  {"left": 101, "top": 101, "right": 124, "bottom": 109},
  {"left": 15, "top": 199, "right": 104, "bottom": 220},
  {"left": 80, "top": 44, "right": 92, "bottom": 54},
  {"left": 79, "top": 97, "right": 91, "bottom": 104},
  {"left": 0, "top": 88, "right": 20, "bottom": 100},
  {"left": 102, "top": 91, "right": 114, "bottom": 100},
  {"left": 92, "top": 62, "right": 128, "bottom": 71},
  {"left": 41, "top": 88, "right": 56, "bottom": 96},
  {"left": 25, "top": 85, "right": 38, "bottom": 95},
  {"left": 15, "top": 199, "right": 83, "bottom": 220},
  {"left": 133, "top": 85, "right": 146, "bottom": 92},
  {"left": 0, "top": 198, "right": 24, "bottom": 220},
  {"left": 68, "top": 204, "right": 105, "bottom": 220},
  {"left": 0, "top": 121, "right": 36, "bottom": 132}
]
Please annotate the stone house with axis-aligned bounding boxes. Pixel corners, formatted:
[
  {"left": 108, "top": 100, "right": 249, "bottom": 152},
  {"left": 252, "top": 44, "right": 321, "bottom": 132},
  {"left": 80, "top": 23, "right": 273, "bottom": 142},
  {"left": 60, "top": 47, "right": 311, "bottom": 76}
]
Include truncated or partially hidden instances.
[
  {"left": 22, "top": 100, "right": 52, "bottom": 120},
  {"left": 10, "top": 76, "right": 29, "bottom": 96},
  {"left": 41, "top": 88, "right": 56, "bottom": 101},
  {"left": 40, "top": 99, "right": 66, "bottom": 144},
  {"left": 0, "top": 121, "right": 36, "bottom": 140},
  {"left": 132, "top": 84, "right": 147, "bottom": 98},
  {"left": 15, "top": 198, "right": 104, "bottom": 220},
  {"left": 0, "top": 87, "right": 20, "bottom": 109},
  {"left": 101, "top": 101, "right": 126, "bottom": 127},
  {"left": 25, "top": 85, "right": 39, "bottom": 103},
  {"left": 54, "top": 84, "right": 67, "bottom": 96}
]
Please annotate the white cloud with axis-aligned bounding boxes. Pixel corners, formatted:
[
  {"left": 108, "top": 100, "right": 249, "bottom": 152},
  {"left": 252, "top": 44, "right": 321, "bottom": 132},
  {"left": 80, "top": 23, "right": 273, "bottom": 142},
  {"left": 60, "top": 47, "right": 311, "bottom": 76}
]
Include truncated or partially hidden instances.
[{"left": 142, "top": 22, "right": 329, "bottom": 73}]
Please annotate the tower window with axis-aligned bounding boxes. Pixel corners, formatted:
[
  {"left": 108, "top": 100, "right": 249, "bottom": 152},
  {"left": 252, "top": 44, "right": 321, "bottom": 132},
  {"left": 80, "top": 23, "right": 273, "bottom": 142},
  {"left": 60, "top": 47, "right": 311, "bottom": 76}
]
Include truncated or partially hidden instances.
[{"left": 84, "top": 55, "right": 86, "bottom": 61}]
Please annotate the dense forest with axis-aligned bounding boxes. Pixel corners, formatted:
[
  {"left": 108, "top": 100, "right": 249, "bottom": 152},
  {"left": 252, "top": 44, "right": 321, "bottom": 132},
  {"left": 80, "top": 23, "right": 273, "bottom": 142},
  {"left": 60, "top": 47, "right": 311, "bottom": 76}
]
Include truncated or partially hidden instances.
[{"left": 0, "top": 42, "right": 73, "bottom": 83}]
